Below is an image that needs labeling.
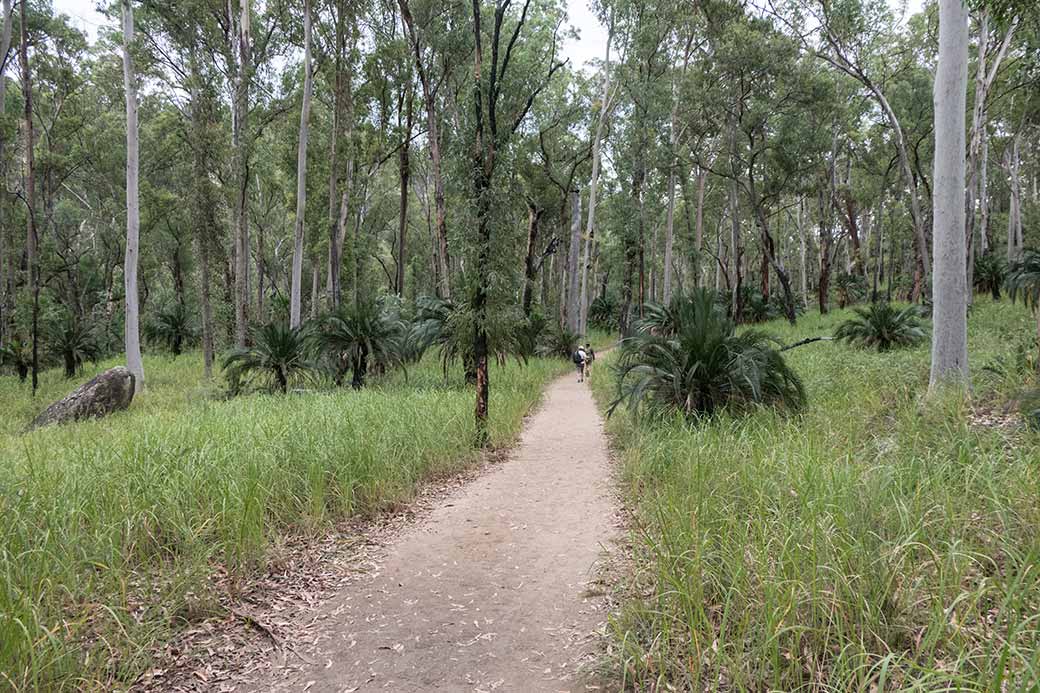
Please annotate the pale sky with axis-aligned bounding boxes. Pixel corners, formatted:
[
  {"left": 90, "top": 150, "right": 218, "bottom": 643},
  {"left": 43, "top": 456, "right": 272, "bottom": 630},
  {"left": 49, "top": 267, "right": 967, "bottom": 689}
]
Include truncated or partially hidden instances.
[{"left": 53, "top": 0, "right": 924, "bottom": 72}]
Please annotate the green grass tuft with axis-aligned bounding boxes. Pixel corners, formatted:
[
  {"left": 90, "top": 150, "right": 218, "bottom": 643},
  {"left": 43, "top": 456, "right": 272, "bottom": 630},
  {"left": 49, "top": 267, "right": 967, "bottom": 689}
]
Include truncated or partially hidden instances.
[
  {"left": 593, "top": 298, "right": 1040, "bottom": 690},
  {"left": 0, "top": 352, "right": 569, "bottom": 690}
]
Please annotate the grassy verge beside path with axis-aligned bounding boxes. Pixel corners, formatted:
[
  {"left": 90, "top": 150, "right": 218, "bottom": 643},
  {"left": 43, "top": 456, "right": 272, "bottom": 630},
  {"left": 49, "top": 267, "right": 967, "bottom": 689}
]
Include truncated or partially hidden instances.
[
  {"left": 593, "top": 299, "right": 1040, "bottom": 690},
  {"left": 0, "top": 354, "right": 569, "bottom": 690}
]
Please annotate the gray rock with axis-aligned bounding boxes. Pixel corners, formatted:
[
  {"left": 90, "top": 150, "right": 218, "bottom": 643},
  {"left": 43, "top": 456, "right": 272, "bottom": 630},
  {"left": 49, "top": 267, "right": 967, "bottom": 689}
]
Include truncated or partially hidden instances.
[{"left": 28, "top": 366, "right": 136, "bottom": 431}]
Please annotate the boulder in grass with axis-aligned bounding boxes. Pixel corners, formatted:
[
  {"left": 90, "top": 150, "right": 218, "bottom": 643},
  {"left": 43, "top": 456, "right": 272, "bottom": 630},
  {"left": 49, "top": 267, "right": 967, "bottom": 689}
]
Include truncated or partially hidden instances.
[{"left": 28, "top": 366, "right": 136, "bottom": 431}]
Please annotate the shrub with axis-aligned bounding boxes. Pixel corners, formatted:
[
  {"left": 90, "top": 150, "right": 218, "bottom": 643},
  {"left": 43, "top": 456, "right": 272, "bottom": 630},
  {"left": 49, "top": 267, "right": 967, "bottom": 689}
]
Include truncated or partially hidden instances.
[
  {"left": 536, "top": 325, "right": 582, "bottom": 360},
  {"left": 222, "top": 322, "right": 315, "bottom": 394},
  {"left": 833, "top": 272, "right": 867, "bottom": 308},
  {"left": 833, "top": 302, "right": 927, "bottom": 352},
  {"left": 588, "top": 294, "right": 619, "bottom": 330},
  {"left": 315, "top": 303, "right": 407, "bottom": 389},
  {"left": 146, "top": 303, "right": 197, "bottom": 356},
  {"left": 409, "top": 295, "right": 522, "bottom": 381},
  {"left": 45, "top": 313, "right": 101, "bottom": 378},
  {"left": 0, "top": 337, "right": 31, "bottom": 381},
  {"left": 974, "top": 253, "right": 1007, "bottom": 300},
  {"left": 610, "top": 289, "right": 806, "bottom": 419}
]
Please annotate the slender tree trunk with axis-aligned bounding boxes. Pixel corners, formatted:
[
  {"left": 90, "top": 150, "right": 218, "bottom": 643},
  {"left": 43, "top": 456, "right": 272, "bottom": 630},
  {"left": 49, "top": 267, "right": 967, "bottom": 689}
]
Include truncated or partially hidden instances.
[
  {"left": 818, "top": 186, "right": 833, "bottom": 314},
  {"left": 189, "top": 59, "right": 216, "bottom": 378},
  {"left": 396, "top": 77, "right": 414, "bottom": 297},
  {"left": 579, "top": 36, "right": 613, "bottom": 332},
  {"left": 798, "top": 198, "right": 808, "bottom": 308},
  {"left": 122, "top": 0, "right": 144, "bottom": 392},
  {"left": 565, "top": 190, "right": 582, "bottom": 332},
  {"left": 19, "top": 0, "right": 39, "bottom": 393},
  {"left": 232, "top": 0, "right": 252, "bottom": 345},
  {"left": 1006, "top": 133, "right": 1023, "bottom": 263},
  {"left": 310, "top": 256, "right": 319, "bottom": 319},
  {"left": 289, "top": 0, "right": 313, "bottom": 328},
  {"left": 521, "top": 202, "right": 543, "bottom": 317},
  {"left": 929, "top": 0, "right": 970, "bottom": 388},
  {"left": 729, "top": 177, "right": 742, "bottom": 321},
  {"left": 399, "top": 0, "right": 451, "bottom": 299},
  {"left": 0, "top": 0, "right": 11, "bottom": 348},
  {"left": 695, "top": 169, "right": 706, "bottom": 288}
]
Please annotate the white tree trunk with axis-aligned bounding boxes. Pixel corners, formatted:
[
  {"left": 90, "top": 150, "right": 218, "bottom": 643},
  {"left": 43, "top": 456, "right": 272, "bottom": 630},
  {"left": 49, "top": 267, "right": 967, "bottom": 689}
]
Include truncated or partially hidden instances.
[
  {"left": 122, "top": 0, "right": 144, "bottom": 391},
  {"left": 566, "top": 190, "right": 582, "bottom": 333},
  {"left": 798, "top": 199, "right": 808, "bottom": 308},
  {"left": 232, "top": 0, "right": 252, "bottom": 346},
  {"left": 694, "top": 169, "right": 706, "bottom": 287},
  {"left": 1008, "top": 133, "right": 1024, "bottom": 263},
  {"left": 578, "top": 35, "right": 614, "bottom": 335},
  {"left": 0, "top": 0, "right": 12, "bottom": 347},
  {"left": 929, "top": 0, "right": 970, "bottom": 389},
  {"left": 289, "top": 0, "right": 314, "bottom": 329}
]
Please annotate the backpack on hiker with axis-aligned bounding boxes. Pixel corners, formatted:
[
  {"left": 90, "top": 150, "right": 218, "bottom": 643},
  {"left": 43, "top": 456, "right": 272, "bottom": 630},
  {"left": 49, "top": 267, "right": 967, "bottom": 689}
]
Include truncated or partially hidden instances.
[{"left": 573, "top": 348, "right": 586, "bottom": 365}]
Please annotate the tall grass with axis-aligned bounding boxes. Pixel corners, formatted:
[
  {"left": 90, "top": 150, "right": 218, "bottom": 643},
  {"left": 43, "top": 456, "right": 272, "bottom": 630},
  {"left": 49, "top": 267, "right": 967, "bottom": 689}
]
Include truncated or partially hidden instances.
[
  {"left": 0, "top": 352, "right": 568, "bottom": 690},
  {"left": 594, "top": 298, "right": 1040, "bottom": 690}
]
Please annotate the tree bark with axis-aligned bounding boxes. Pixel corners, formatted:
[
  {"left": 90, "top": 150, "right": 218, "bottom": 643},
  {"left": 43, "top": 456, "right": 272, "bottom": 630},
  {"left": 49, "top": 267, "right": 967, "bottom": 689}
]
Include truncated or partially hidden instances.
[
  {"left": 396, "top": 75, "right": 414, "bottom": 297},
  {"left": 232, "top": 0, "right": 252, "bottom": 345},
  {"left": 122, "top": 0, "right": 144, "bottom": 392},
  {"left": 399, "top": 0, "right": 451, "bottom": 299},
  {"left": 0, "top": 0, "right": 11, "bottom": 347},
  {"left": 579, "top": 36, "right": 614, "bottom": 333},
  {"left": 1006, "top": 132, "right": 1024, "bottom": 263},
  {"left": 929, "top": 0, "right": 970, "bottom": 388},
  {"left": 289, "top": 0, "right": 313, "bottom": 328},
  {"left": 521, "top": 201, "right": 543, "bottom": 317},
  {"left": 565, "top": 189, "right": 582, "bottom": 332},
  {"left": 19, "top": 0, "right": 39, "bottom": 393}
]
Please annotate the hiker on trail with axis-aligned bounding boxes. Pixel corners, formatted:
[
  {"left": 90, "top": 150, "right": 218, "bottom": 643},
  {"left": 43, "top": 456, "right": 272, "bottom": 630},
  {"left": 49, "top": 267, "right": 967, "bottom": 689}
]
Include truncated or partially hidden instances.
[
  {"left": 573, "top": 345, "right": 587, "bottom": 383},
  {"left": 584, "top": 343, "right": 595, "bottom": 380}
]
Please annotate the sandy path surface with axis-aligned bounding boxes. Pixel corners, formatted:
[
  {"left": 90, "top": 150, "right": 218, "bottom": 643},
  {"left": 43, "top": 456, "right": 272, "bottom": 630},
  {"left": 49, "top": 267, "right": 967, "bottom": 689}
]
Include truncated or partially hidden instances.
[{"left": 257, "top": 372, "right": 618, "bottom": 693}]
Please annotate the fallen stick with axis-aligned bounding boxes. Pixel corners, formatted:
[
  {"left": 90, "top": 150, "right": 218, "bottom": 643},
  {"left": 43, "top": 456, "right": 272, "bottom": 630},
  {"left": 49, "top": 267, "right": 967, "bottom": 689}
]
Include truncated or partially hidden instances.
[{"left": 780, "top": 336, "right": 833, "bottom": 352}]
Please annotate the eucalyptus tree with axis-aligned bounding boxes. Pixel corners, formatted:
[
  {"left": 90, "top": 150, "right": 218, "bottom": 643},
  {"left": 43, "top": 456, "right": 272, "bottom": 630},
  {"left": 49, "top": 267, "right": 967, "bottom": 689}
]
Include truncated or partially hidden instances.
[
  {"left": 289, "top": 0, "right": 314, "bottom": 328},
  {"left": 802, "top": 0, "right": 932, "bottom": 302},
  {"left": 929, "top": 0, "right": 970, "bottom": 388},
  {"left": 19, "top": 0, "right": 40, "bottom": 392},
  {"left": 467, "top": 0, "right": 566, "bottom": 442},
  {"left": 121, "top": 0, "right": 144, "bottom": 391},
  {"left": 690, "top": 9, "right": 834, "bottom": 324}
]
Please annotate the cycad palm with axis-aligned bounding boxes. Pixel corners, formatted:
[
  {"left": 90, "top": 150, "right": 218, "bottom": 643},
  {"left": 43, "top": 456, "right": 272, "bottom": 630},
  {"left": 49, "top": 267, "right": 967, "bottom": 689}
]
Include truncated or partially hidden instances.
[
  {"left": 610, "top": 289, "right": 805, "bottom": 419},
  {"left": 1008, "top": 250, "right": 1040, "bottom": 360},
  {"left": 974, "top": 253, "right": 1006, "bottom": 300},
  {"left": 223, "top": 322, "right": 314, "bottom": 394},
  {"left": 148, "top": 303, "right": 196, "bottom": 356},
  {"left": 410, "top": 295, "right": 521, "bottom": 381},
  {"left": 47, "top": 315, "right": 101, "bottom": 378},
  {"left": 833, "top": 302, "right": 927, "bottom": 352},
  {"left": 317, "top": 303, "right": 407, "bottom": 389}
]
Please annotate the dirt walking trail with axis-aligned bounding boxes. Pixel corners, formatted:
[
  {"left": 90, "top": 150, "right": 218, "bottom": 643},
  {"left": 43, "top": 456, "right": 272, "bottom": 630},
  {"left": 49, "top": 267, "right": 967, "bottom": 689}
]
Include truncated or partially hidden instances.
[{"left": 258, "top": 371, "right": 618, "bottom": 692}]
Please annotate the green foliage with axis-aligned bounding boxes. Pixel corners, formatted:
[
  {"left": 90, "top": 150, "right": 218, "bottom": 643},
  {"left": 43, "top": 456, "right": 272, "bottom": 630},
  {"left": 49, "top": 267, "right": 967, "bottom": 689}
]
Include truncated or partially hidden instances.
[
  {"left": 610, "top": 290, "right": 806, "bottom": 419},
  {"left": 0, "top": 337, "right": 32, "bottom": 382},
  {"left": 145, "top": 303, "right": 197, "bottom": 356},
  {"left": 833, "top": 302, "right": 928, "bottom": 352},
  {"left": 222, "top": 322, "right": 315, "bottom": 394},
  {"left": 593, "top": 300, "right": 1040, "bottom": 690},
  {"left": 535, "top": 325, "right": 582, "bottom": 360},
  {"left": 974, "top": 253, "right": 1007, "bottom": 300},
  {"left": 833, "top": 271, "right": 867, "bottom": 308},
  {"left": 409, "top": 295, "right": 523, "bottom": 380},
  {"left": 588, "top": 294, "right": 619, "bottom": 330},
  {"left": 315, "top": 303, "right": 408, "bottom": 389},
  {"left": 44, "top": 313, "right": 102, "bottom": 379},
  {"left": 0, "top": 351, "right": 569, "bottom": 689},
  {"left": 516, "top": 310, "right": 548, "bottom": 358},
  {"left": 740, "top": 287, "right": 776, "bottom": 323},
  {"left": 1008, "top": 249, "right": 1040, "bottom": 309}
]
